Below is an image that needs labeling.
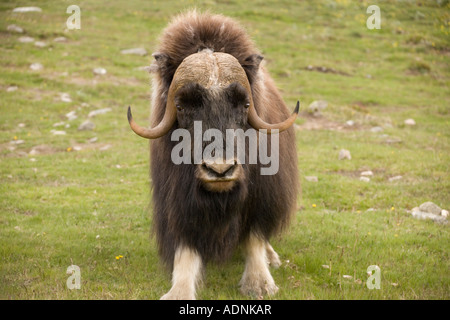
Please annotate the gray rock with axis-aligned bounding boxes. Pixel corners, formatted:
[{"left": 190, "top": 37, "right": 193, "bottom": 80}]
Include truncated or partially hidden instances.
[
  {"left": 60, "top": 93, "right": 72, "bottom": 103},
  {"left": 78, "top": 120, "right": 95, "bottom": 131},
  {"left": 308, "top": 100, "right": 327, "bottom": 112},
  {"left": 370, "top": 126, "right": 383, "bottom": 133},
  {"left": 388, "top": 175, "right": 403, "bottom": 182},
  {"left": 50, "top": 130, "right": 66, "bottom": 135},
  {"left": 305, "top": 176, "right": 318, "bottom": 182},
  {"left": 88, "top": 108, "right": 112, "bottom": 117},
  {"left": 359, "top": 176, "right": 370, "bottom": 182},
  {"left": 441, "top": 210, "right": 449, "bottom": 218},
  {"left": 338, "top": 149, "right": 351, "bottom": 160},
  {"left": 404, "top": 118, "right": 416, "bottom": 126},
  {"left": 120, "top": 48, "right": 148, "bottom": 56},
  {"left": 6, "top": 86, "right": 18, "bottom": 92},
  {"left": 30, "top": 63, "right": 43, "bottom": 71},
  {"left": 18, "top": 36, "right": 34, "bottom": 43},
  {"left": 34, "top": 41, "right": 48, "bottom": 48},
  {"left": 65, "top": 110, "right": 77, "bottom": 121},
  {"left": 411, "top": 208, "right": 448, "bottom": 225},
  {"left": 10, "top": 139, "right": 25, "bottom": 145},
  {"left": 419, "top": 202, "right": 442, "bottom": 215},
  {"left": 53, "top": 36, "right": 67, "bottom": 42},
  {"left": 360, "top": 170, "right": 373, "bottom": 176},
  {"left": 7, "top": 24, "right": 24, "bottom": 33},
  {"left": 345, "top": 120, "right": 355, "bottom": 126},
  {"left": 93, "top": 67, "right": 107, "bottom": 75},
  {"left": 13, "top": 7, "right": 42, "bottom": 13}
]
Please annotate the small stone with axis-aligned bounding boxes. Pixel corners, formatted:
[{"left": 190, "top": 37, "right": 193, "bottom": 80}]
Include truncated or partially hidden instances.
[
  {"left": 360, "top": 171, "right": 373, "bottom": 176},
  {"left": 338, "top": 149, "right": 351, "bottom": 160},
  {"left": 388, "top": 175, "right": 403, "bottom": 182},
  {"left": 30, "top": 63, "right": 43, "bottom": 71},
  {"left": 93, "top": 67, "right": 107, "bottom": 75},
  {"left": 359, "top": 177, "right": 370, "bottom": 182},
  {"left": 53, "top": 121, "right": 65, "bottom": 127},
  {"left": 305, "top": 176, "right": 318, "bottom": 182},
  {"left": 60, "top": 93, "right": 72, "bottom": 103},
  {"left": 7, "top": 24, "right": 24, "bottom": 33},
  {"left": 120, "top": 48, "right": 148, "bottom": 56},
  {"left": 18, "top": 36, "right": 34, "bottom": 43},
  {"left": 53, "top": 36, "right": 67, "bottom": 42},
  {"left": 66, "top": 111, "right": 78, "bottom": 121},
  {"left": 88, "top": 108, "right": 112, "bottom": 117},
  {"left": 34, "top": 41, "right": 48, "bottom": 48},
  {"left": 411, "top": 209, "right": 447, "bottom": 224},
  {"left": 65, "top": 111, "right": 77, "bottom": 121},
  {"left": 18, "top": 123, "right": 26, "bottom": 128},
  {"left": 88, "top": 137, "right": 98, "bottom": 143},
  {"left": 345, "top": 120, "right": 355, "bottom": 126},
  {"left": 404, "top": 119, "right": 416, "bottom": 126},
  {"left": 308, "top": 100, "right": 328, "bottom": 113},
  {"left": 370, "top": 126, "right": 383, "bottom": 133},
  {"left": 10, "top": 139, "right": 25, "bottom": 145},
  {"left": 366, "top": 208, "right": 375, "bottom": 212},
  {"left": 7, "top": 86, "right": 18, "bottom": 92},
  {"left": 343, "top": 275, "right": 353, "bottom": 279},
  {"left": 441, "top": 210, "right": 449, "bottom": 218},
  {"left": 50, "top": 130, "right": 66, "bottom": 135},
  {"left": 13, "top": 7, "right": 42, "bottom": 13},
  {"left": 78, "top": 120, "right": 95, "bottom": 131},
  {"left": 99, "top": 144, "right": 112, "bottom": 151},
  {"left": 419, "top": 202, "right": 442, "bottom": 215}
]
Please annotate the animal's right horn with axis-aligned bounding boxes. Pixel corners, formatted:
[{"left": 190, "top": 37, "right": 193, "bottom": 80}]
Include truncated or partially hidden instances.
[{"left": 127, "top": 102, "right": 177, "bottom": 139}]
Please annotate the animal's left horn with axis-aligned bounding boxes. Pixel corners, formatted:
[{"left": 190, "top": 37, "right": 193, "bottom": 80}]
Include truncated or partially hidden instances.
[{"left": 248, "top": 101, "right": 299, "bottom": 134}]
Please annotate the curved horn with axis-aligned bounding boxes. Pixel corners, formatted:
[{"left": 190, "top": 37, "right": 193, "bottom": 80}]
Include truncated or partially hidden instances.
[
  {"left": 247, "top": 100, "right": 299, "bottom": 134},
  {"left": 235, "top": 65, "right": 299, "bottom": 134},
  {"left": 127, "top": 104, "right": 176, "bottom": 139},
  {"left": 127, "top": 84, "right": 178, "bottom": 139}
]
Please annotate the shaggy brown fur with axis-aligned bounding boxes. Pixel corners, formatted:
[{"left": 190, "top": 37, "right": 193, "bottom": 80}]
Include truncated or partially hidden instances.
[{"left": 147, "top": 10, "right": 299, "bottom": 269}]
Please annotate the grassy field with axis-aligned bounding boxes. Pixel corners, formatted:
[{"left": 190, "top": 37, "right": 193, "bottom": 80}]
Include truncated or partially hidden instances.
[{"left": 0, "top": 0, "right": 449, "bottom": 300}]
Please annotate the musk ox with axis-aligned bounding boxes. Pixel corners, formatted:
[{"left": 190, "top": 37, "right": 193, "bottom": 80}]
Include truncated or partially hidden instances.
[{"left": 127, "top": 10, "right": 299, "bottom": 299}]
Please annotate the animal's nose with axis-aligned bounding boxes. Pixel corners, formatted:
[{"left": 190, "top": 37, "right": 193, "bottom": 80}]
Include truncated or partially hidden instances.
[{"left": 202, "top": 159, "right": 237, "bottom": 177}]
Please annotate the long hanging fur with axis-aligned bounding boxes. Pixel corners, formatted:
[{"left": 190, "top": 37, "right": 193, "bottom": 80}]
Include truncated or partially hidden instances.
[{"left": 148, "top": 10, "right": 299, "bottom": 269}]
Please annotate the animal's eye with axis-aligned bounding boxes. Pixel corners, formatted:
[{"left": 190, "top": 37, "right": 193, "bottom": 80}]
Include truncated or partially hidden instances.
[
  {"left": 176, "top": 105, "right": 184, "bottom": 111},
  {"left": 244, "top": 103, "right": 250, "bottom": 109}
]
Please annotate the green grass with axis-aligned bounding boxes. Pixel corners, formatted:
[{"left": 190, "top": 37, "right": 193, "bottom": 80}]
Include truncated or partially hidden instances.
[{"left": 0, "top": 0, "right": 449, "bottom": 299}]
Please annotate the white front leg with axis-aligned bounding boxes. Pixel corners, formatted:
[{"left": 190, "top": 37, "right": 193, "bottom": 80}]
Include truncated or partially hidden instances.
[
  {"left": 160, "top": 246, "right": 202, "bottom": 300},
  {"left": 239, "top": 233, "right": 279, "bottom": 297}
]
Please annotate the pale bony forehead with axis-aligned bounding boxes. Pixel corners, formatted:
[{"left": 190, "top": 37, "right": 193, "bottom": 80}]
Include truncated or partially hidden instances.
[{"left": 173, "top": 51, "right": 246, "bottom": 91}]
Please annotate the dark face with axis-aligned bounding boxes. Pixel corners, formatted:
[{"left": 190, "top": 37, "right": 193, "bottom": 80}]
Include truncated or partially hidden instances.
[{"left": 174, "top": 82, "right": 250, "bottom": 192}]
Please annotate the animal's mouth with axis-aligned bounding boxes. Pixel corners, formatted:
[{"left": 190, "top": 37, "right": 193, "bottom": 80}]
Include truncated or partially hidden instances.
[{"left": 196, "top": 160, "right": 242, "bottom": 192}]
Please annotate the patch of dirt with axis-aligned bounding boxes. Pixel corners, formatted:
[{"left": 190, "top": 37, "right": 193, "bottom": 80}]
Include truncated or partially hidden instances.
[
  {"left": 296, "top": 112, "right": 362, "bottom": 132},
  {"left": 44, "top": 72, "right": 143, "bottom": 87},
  {"left": 303, "top": 65, "right": 351, "bottom": 76},
  {"left": 1, "top": 142, "right": 113, "bottom": 158}
]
